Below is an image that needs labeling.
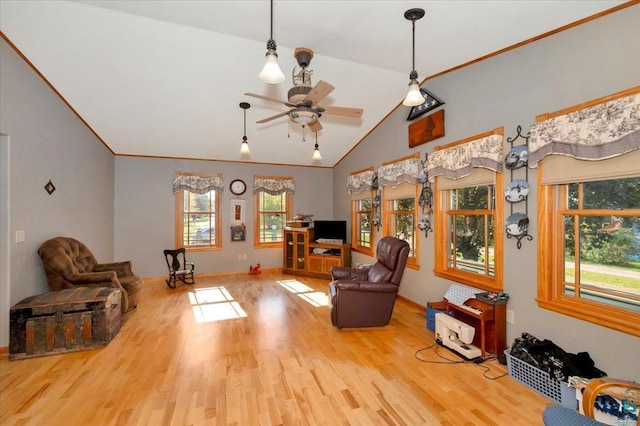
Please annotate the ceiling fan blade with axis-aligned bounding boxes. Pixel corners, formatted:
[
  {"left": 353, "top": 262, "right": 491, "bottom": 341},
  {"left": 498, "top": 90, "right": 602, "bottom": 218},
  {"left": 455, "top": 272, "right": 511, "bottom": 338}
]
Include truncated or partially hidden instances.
[
  {"left": 244, "top": 92, "right": 293, "bottom": 107},
  {"left": 256, "top": 111, "right": 290, "bottom": 124},
  {"left": 303, "top": 80, "right": 335, "bottom": 105},
  {"left": 308, "top": 120, "right": 323, "bottom": 132},
  {"left": 321, "top": 105, "right": 364, "bottom": 118}
]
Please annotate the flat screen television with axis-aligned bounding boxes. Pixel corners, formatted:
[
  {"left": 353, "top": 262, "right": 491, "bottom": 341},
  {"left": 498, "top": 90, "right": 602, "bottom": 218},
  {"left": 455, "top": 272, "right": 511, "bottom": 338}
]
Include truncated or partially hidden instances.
[{"left": 313, "top": 220, "right": 347, "bottom": 244}]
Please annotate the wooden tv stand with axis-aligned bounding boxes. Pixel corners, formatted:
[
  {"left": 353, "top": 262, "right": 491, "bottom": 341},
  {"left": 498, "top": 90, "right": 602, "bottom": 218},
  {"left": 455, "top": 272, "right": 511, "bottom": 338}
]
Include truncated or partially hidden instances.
[{"left": 283, "top": 228, "right": 351, "bottom": 279}]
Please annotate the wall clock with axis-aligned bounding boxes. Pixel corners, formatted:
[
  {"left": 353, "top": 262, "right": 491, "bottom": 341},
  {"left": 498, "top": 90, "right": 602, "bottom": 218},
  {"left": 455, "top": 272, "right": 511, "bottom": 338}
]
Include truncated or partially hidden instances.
[{"left": 229, "top": 179, "right": 247, "bottom": 196}]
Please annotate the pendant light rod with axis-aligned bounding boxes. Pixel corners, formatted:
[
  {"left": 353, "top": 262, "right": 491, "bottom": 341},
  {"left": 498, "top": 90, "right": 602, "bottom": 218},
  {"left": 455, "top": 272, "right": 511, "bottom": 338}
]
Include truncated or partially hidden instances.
[
  {"left": 402, "top": 8, "right": 426, "bottom": 107},
  {"left": 259, "top": 0, "right": 285, "bottom": 84},
  {"left": 240, "top": 102, "right": 251, "bottom": 154},
  {"left": 312, "top": 131, "right": 322, "bottom": 161}
]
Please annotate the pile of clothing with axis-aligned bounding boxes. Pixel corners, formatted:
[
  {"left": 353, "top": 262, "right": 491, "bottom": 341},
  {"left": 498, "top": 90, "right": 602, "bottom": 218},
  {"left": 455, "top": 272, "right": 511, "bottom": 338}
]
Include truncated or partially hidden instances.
[{"left": 510, "top": 332, "right": 607, "bottom": 382}]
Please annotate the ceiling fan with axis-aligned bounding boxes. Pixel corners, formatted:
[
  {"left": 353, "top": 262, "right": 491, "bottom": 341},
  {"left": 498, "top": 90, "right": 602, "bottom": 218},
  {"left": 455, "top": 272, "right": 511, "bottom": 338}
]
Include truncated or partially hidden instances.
[{"left": 245, "top": 47, "right": 363, "bottom": 132}]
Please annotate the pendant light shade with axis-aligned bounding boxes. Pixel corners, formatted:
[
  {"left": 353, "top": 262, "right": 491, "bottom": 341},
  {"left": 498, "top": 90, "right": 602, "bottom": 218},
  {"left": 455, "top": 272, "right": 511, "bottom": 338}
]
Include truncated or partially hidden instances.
[
  {"left": 239, "top": 102, "right": 251, "bottom": 155},
  {"left": 402, "top": 8, "right": 426, "bottom": 107},
  {"left": 312, "top": 133, "right": 322, "bottom": 161},
  {"left": 259, "top": 0, "right": 285, "bottom": 84}
]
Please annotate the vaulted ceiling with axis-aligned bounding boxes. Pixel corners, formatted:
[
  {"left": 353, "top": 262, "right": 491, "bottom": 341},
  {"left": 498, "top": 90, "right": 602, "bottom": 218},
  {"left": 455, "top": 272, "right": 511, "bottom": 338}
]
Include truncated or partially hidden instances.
[{"left": 0, "top": 1, "right": 627, "bottom": 166}]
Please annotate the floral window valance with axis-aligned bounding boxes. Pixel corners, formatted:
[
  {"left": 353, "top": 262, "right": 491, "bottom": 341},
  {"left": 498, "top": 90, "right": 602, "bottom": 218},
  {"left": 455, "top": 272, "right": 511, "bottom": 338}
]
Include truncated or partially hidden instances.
[
  {"left": 173, "top": 173, "right": 223, "bottom": 194},
  {"left": 426, "top": 133, "right": 503, "bottom": 182},
  {"left": 347, "top": 169, "right": 376, "bottom": 194},
  {"left": 529, "top": 92, "right": 640, "bottom": 168},
  {"left": 253, "top": 176, "right": 295, "bottom": 195},
  {"left": 377, "top": 157, "right": 421, "bottom": 188}
]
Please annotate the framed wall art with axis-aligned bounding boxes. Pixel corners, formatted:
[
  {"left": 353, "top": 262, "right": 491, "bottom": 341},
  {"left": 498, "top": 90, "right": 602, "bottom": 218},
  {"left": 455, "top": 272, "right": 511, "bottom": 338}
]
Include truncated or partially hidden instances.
[
  {"left": 406, "top": 88, "right": 445, "bottom": 121},
  {"left": 230, "top": 199, "right": 245, "bottom": 225},
  {"left": 231, "top": 225, "right": 246, "bottom": 242},
  {"left": 408, "top": 109, "right": 445, "bottom": 148}
]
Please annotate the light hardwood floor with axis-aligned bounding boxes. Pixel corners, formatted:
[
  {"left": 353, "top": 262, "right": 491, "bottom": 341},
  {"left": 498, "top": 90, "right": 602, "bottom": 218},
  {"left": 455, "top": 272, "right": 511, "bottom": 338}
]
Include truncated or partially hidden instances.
[{"left": 1, "top": 272, "right": 551, "bottom": 425}]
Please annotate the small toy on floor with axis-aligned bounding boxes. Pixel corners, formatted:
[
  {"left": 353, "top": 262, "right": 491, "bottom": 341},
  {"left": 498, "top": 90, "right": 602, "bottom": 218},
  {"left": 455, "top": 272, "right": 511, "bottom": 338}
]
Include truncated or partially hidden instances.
[{"left": 249, "top": 263, "right": 261, "bottom": 275}]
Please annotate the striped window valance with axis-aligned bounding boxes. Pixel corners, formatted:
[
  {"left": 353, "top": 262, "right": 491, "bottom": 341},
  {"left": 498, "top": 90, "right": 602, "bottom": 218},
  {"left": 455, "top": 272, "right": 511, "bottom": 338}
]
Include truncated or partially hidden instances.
[
  {"left": 173, "top": 173, "right": 223, "bottom": 194},
  {"left": 347, "top": 169, "right": 376, "bottom": 195},
  {"left": 253, "top": 176, "right": 295, "bottom": 195},
  {"left": 529, "top": 91, "right": 640, "bottom": 168},
  {"left": 377, "top": 156, "right": 421, "bottom": 188},
  {"left": 427, "top": 131, "right": 503, "bottom": 182}
]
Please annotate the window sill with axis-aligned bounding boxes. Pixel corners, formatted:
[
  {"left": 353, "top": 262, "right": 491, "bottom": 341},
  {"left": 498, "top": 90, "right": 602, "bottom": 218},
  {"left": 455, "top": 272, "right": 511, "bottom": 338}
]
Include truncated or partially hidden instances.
[
  {"left": 351, "top": 246, "right": 373, "bottom": 257},
  {"left": 536, "top": 296, "right": 640, "bottom": 338}
]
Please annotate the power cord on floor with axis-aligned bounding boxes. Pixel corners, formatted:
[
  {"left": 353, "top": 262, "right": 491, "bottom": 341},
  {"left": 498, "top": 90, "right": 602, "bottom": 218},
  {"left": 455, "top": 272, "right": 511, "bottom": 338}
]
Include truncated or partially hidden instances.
[{"left": 414, "top": 340, "right": 509, "bottom": 379}]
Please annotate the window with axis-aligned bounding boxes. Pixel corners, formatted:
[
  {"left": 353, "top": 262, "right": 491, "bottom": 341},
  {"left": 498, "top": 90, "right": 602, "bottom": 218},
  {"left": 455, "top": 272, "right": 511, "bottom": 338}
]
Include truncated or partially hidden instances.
[
  {"left": 348, "top": 168, "right": 376, "bottom": 256},
  {"left": 429, "top": 129, "right": 504, "bottom": 292},
  {"left": 352, "top": 198, "right": 373, "bottom": 254},
  {"left": 378, "top": 155, "right": 422, "bottom": 269},
  {"left": 532, "top": 87, "right": 640, "bottom": 337},
  {"left": 253, "top": 176, "right": 294, "bottom": 248},
  {"left": 444, "top": 185, "right": 496, "bottom": 277},
  {"left": 538, "top": 177, "right": 640, "bottom": 336},
  {"left": 384, "top": 192, "right": 418, "bottom": 268},
  {"left": 173, "top": 173, "right": 223, "bottom": 250}
]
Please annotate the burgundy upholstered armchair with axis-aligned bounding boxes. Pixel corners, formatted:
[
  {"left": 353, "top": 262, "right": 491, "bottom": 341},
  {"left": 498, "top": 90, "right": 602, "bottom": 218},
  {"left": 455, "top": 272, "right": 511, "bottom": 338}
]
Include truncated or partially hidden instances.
[
  {"left": 328, "top": 236, "right": 410, "bottom": 329},
  {"left": 38, "top": 237, "right": 143, "bottom": 313}
]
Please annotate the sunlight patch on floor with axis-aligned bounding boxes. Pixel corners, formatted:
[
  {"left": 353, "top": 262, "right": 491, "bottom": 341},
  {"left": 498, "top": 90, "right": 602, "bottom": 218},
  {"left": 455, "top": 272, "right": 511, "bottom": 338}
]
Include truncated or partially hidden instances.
[
  {"left": 277, "top": 279, "right": 329, "bottom": 307},
  {"left": 188, "top": 286, "right": 248, "bottom": 323}
]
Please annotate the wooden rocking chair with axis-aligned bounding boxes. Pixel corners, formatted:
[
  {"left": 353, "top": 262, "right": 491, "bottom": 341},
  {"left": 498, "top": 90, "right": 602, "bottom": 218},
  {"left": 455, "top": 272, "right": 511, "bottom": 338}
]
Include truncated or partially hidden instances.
[{"left": 163, "top": 248, "right": 195, "bottom": 288}]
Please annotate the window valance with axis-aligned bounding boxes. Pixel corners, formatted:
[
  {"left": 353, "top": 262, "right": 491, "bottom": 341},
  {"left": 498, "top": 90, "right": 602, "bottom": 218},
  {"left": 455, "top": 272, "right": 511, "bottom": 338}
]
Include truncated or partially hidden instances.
[
  {"left": 253, "top": 176, "right": 295, "bottom": 195},
  {"left": 377, "top": 157, "right": 421, "bottom": 188},
  {"left": 347, "top": 169, "right": 375, "bottom": 195},
  {"left": 529, "top": 92, "right": 640, "bottom": 168},
  {"left": 173, "top": 173, "right": 223, "bottom": 194},
  {"left": 426, "top": 133, "right": 503, "bottom": 182}
]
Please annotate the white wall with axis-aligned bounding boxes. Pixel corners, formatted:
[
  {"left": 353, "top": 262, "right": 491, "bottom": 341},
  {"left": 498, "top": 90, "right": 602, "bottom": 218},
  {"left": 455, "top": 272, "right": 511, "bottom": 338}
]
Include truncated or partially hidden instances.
[
  {"left": 0, "top": 38, "right": 116, "bottom": 347},
  {"left": 333, "top": 6, "right": 640, "bottom": 380},
  {"left": 114, "top": 156, "right": 334, "bottom": 278}
]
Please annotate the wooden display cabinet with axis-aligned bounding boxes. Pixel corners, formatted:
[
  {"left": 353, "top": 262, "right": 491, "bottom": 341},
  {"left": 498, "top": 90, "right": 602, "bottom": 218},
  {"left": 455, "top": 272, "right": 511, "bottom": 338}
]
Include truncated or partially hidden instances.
[
  {"left": 283, "top": 228, "right": 311, "bottom": 274},
  {"left": 283, "top": 228, "right": 351, "bottom": 279}
]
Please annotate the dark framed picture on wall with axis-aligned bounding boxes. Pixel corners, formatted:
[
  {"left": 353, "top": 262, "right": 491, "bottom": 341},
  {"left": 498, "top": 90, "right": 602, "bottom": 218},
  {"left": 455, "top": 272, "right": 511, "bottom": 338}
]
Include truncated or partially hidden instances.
[{"left": 406, "top": 88, "right": 445, "bottom": 121}]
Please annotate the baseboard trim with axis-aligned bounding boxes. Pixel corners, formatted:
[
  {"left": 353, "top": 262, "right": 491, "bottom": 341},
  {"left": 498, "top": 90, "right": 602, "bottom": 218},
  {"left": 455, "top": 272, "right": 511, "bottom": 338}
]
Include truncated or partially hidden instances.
[
  {"left": 397, "top": 294, "right": 426, "bottom": 312},
  {"left": 142, "top": 268, "right": 283, "bottom": 282}
]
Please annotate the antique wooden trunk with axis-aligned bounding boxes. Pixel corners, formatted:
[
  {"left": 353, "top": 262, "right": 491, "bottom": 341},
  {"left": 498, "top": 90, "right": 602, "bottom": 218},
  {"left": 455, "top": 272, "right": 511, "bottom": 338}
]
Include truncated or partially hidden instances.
[{"left": 10, "top": 286, "right": 122, "bottom": 360}]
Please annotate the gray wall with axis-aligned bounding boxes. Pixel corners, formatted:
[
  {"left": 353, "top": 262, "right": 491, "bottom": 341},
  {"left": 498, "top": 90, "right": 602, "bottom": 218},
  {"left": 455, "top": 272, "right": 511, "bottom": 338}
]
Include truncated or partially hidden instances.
[
  {"left": 0, "top": 38, "right": 116, "bottom": 345},
  {"left": 114, "top": 156, "right": 333, "bottom": 278},
  {"left": 333, "top": 6, "right": 640, "bottom": 380}
]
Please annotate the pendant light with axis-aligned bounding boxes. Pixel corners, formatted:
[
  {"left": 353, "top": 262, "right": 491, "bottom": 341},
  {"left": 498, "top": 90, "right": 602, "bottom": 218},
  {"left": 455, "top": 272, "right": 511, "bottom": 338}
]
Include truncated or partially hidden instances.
[
  {"left": 312, "top": 132, "right": 322, "bottom": 161},
  {"left": 402, "top": 8, "right": 426, "bottom": 107},
  {"left": 259, "top": 0, "right": 285, "bottom": 84},
  {"left": 239, "top": 102, "right": 251, "bottom": 155}
]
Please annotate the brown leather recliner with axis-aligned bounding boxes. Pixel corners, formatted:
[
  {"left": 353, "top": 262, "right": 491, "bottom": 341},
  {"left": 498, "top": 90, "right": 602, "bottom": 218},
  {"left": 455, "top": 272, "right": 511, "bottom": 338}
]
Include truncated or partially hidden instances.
[
  {"left": 38, "top": 237, "right": 143, "bottom": 313},
  {"left": 328, "top": 236, "right": 410, "bottom": 329}
]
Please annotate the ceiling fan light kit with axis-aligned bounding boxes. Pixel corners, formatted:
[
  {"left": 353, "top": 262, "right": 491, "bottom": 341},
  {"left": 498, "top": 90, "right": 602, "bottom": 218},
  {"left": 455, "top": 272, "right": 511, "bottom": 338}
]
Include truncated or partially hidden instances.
[
  {"left": 246, "top": 46, "right": 363, "bottom": 136},
  {"left": 239, "top": 102, "right": 251, "bottom": 155},
  {"left": 259, "top": 0, "right": 285, "bottom": 84},
  {"left": 402, "top": 8, "right": 427, "bottom": 107}
]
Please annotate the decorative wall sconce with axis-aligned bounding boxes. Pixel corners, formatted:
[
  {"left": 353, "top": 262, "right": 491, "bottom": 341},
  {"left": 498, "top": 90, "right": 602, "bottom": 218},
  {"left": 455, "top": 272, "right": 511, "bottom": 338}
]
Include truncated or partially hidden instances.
[{"left": 44, "top": 180, "right": 56, "bottom": 195}]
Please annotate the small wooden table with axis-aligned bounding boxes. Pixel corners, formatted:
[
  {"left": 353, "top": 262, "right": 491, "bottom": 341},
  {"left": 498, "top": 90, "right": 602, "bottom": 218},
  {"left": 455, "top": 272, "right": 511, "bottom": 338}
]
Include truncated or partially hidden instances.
[{"left": 443, "top": 296, "right": 507, "bottom": 358}]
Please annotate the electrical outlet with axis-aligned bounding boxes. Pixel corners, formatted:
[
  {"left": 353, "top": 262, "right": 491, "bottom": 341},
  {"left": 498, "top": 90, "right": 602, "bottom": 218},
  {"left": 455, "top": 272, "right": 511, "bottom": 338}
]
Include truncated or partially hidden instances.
[
  {"left": 237, "top": 254, "right": 242, "bottom": 260},
  {"left": 15, "top": 230, "right": 25, "bottom": 243},
  {"left": 507, "top": 309, "right": 515, "bottom": 324},
  {"left": 242, "top": 254, "right": 247, "bottom": 260}
]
